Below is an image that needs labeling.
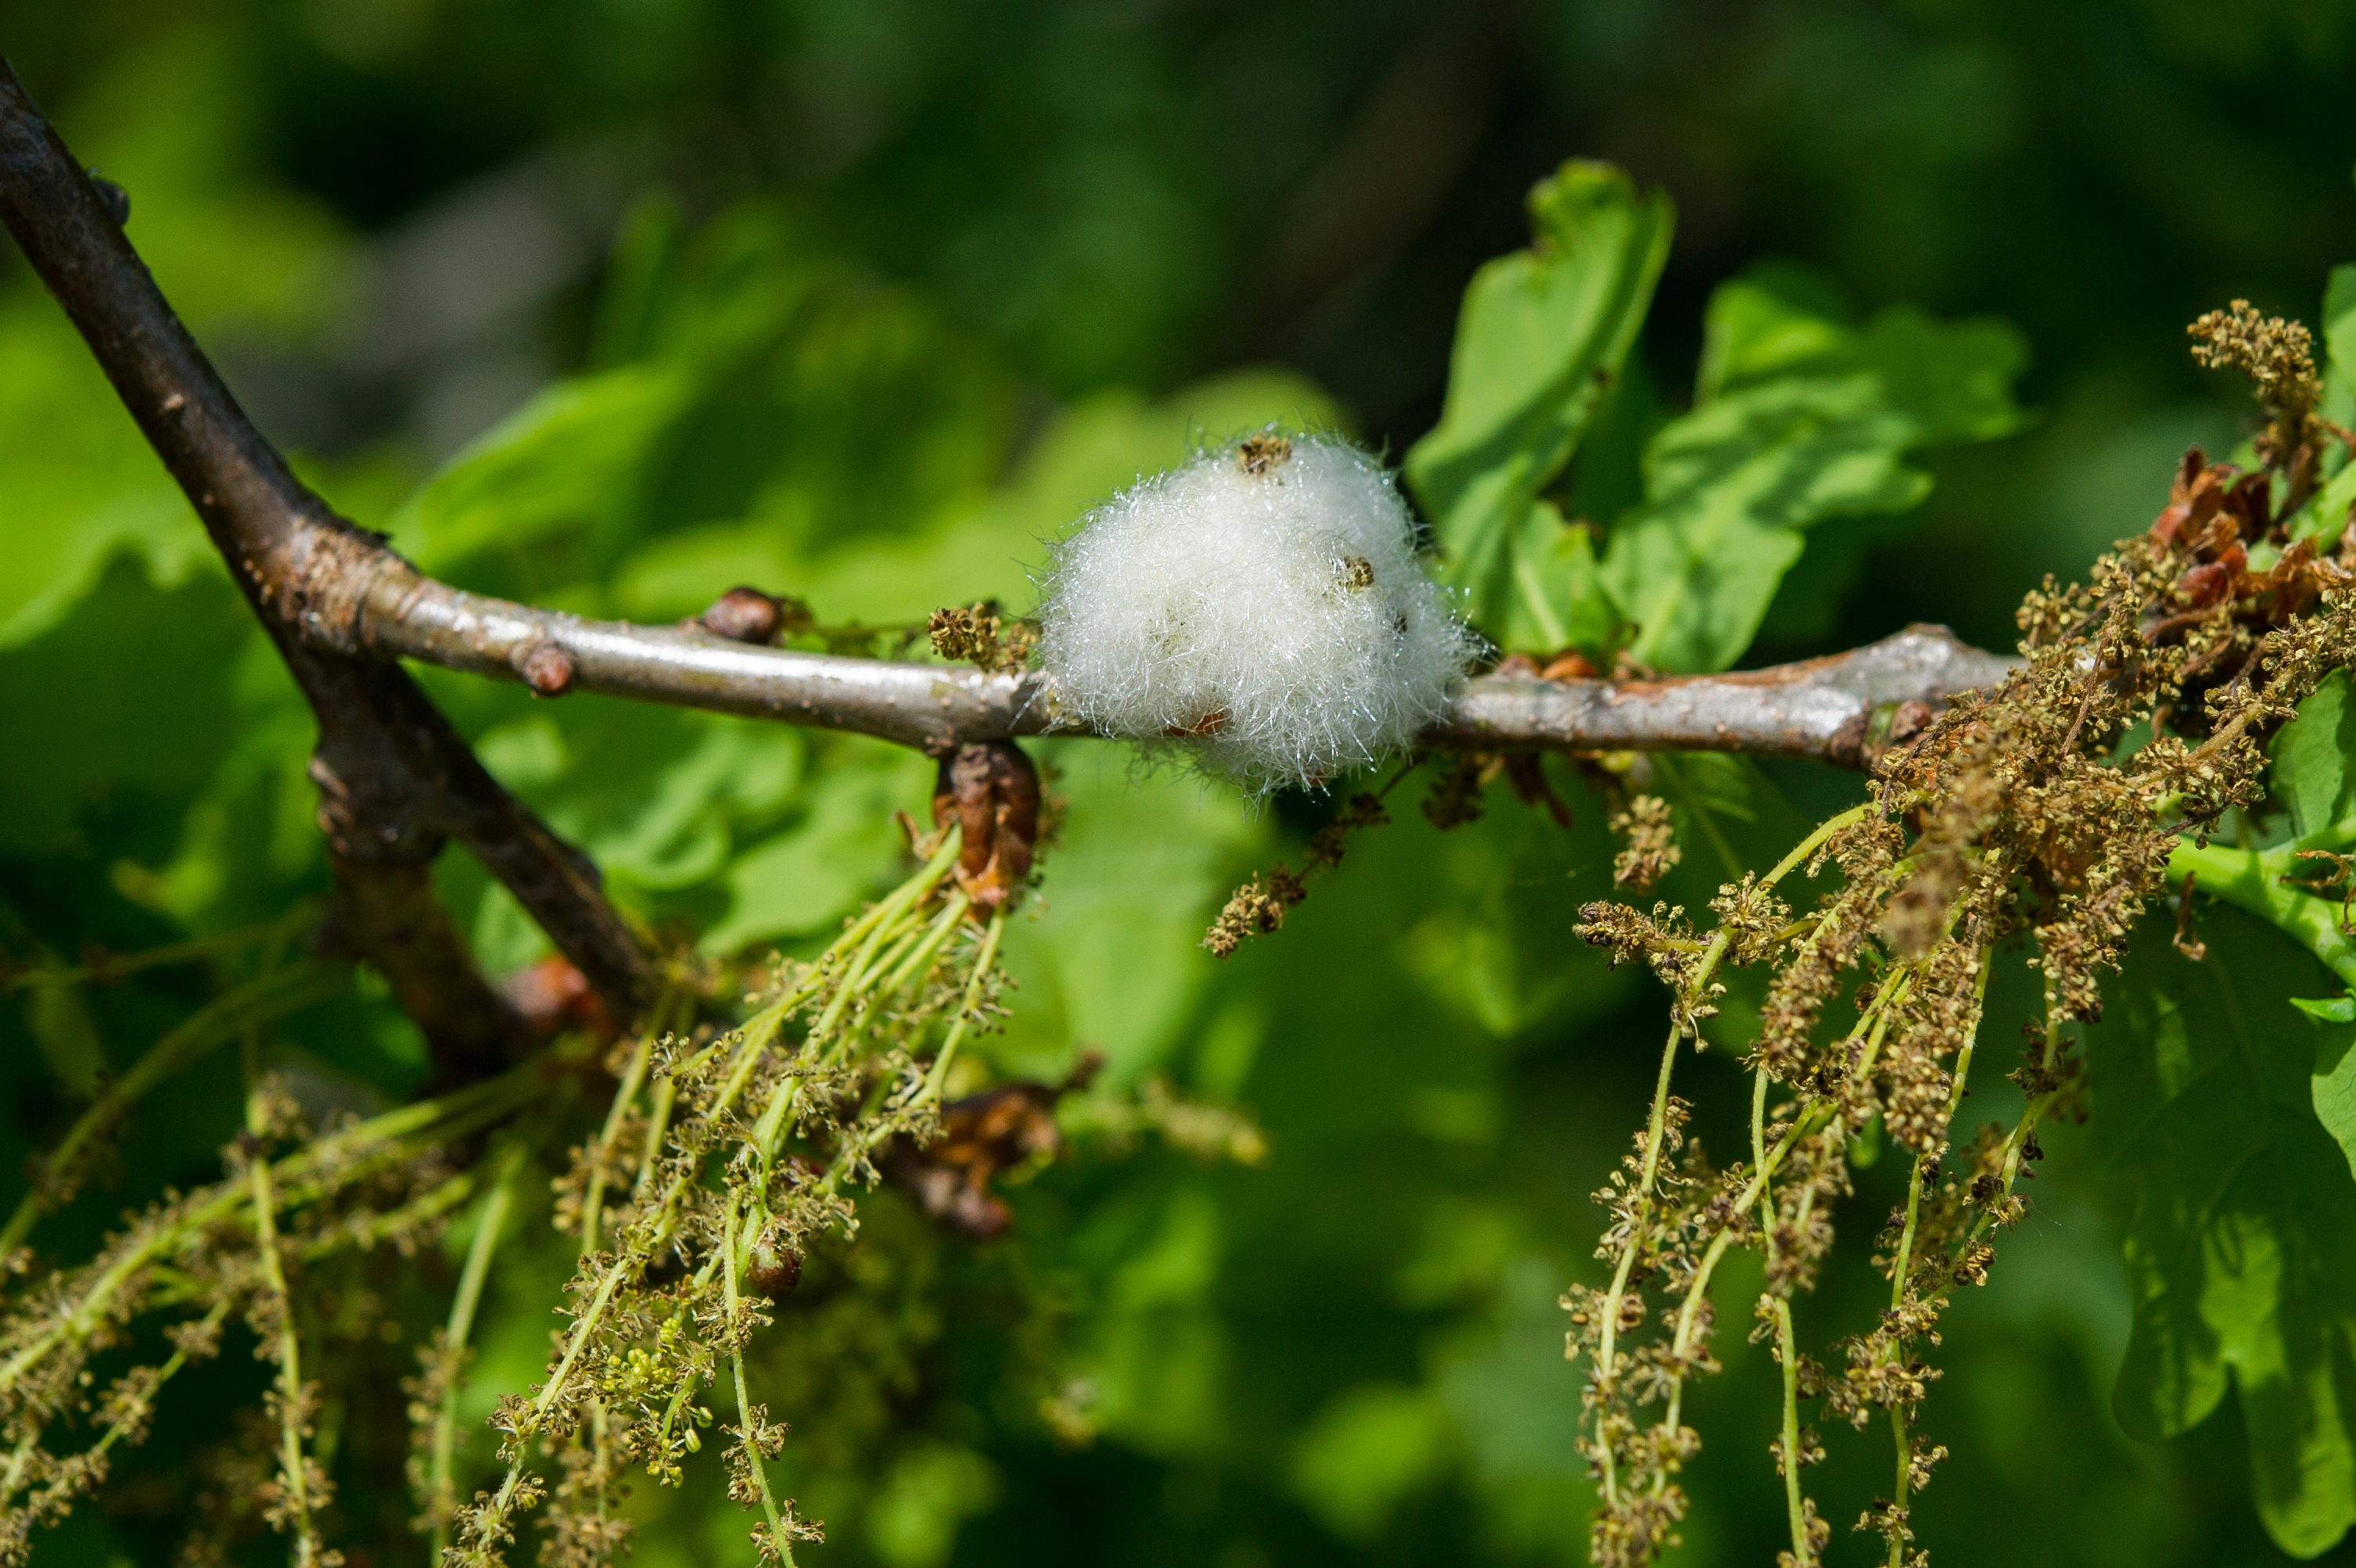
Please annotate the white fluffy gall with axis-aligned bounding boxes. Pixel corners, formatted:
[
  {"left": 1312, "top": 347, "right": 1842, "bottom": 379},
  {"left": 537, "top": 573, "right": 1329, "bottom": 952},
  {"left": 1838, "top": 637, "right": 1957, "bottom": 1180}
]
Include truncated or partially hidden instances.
[{"left": 1037, "top": 432, "right": 1481, "bottom": 791}]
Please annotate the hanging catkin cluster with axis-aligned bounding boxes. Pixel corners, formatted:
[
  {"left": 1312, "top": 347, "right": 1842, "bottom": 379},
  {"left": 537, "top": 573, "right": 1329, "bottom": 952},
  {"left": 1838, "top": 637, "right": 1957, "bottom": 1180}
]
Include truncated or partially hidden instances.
[
  {"left": 1560, "top": 296, "right": 2356, "bottom": 1568},
  {"left": 1036, "top": 432, "right": 1481, "bottom": 792}
]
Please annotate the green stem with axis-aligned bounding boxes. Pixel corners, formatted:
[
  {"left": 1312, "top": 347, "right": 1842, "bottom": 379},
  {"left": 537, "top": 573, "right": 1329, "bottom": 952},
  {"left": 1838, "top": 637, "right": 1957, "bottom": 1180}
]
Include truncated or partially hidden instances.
[
  {"left": 2175, "top": 839, "right": 2356, "bottom": 987},
  {"left": 0, "top": 1061, "right": 545, "bottom": 1401},
  {"left": 723, "top": 1194, "right": 795, "bottom": 1566},
  {"left": 1882, "top": 953, "right": 1989, "bottom": 1567},
  {"left": 476, "top": 836, "right": 973, "bottom": 1540},
  {"left": 1757, "top": 1055, "right": 1814, "bottom": 1564},
  {"left": 635, "top": 1073, "right": 679, "bottom": 1201},
  {"left": 429, "top": 1143, "right": 526, "bottom": 1559},
  {"left": 246, "top": 1096, "right": 323, "bottom": 1567},
  {"left": 1886, "top": 1404, "right": 1912, "bottom": 1568},
  {"left": 0, "top": 1294, "right": 239, "bottom": 1514},
  {"left": 0, "top": 904, "right": 316, "bottom": 993},
  {"left": 1595, "top": 1018, "right": 1684, "bottom": 1507},
  {"left": 294, "top": 1163, "right": 481, "bottom": 1265},
  {"left": 485, "top": 1029, "right": 792, "bottom": 1505},
  {"left": 921, "top": 911, "right": 1006, "bottom": 1103},
  {"left": 881, "top": 891, "right": 971, "bottom": 998},
  {"left": 582, "top": 1015, "right": 666, "bottom": 1257},
  {"left": 1774, "top": 1295, "right": 1811, "bottom": 1566},
  {"left": 1589, "top": 804, "right": 1874, "bottom": 1503},
  {"left": 808, "top": 834, "right": 962, "bottom": 1045},
  {"left": 1660, "top": 961, "right": 1918, "bottom": 1375}
]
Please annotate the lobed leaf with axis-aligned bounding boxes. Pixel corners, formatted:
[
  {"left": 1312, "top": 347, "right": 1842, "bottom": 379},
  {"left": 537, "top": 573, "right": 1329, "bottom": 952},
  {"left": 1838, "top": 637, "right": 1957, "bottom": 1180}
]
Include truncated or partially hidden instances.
[
  {"left": 1404, "top": 161, "right": 1673, "bottom": 632},
  {"left": 1604, "top": 274, "right": 2027, "bottom": 672},
  {"left": 2092, "top": 904, "right": 2356, "bottom": 1558},
  {"left": 2290, "top": 264, "right": 2356, "bottom": 546},
  {"left": 388, "top": 365, "right": 698, "bottom": 576},
  {"left": 2272, "top": 670, "right": 2356, "bottom": 844},
  {"left": 2178, "top": 669, "right": 2356, "bottom": 1189}
]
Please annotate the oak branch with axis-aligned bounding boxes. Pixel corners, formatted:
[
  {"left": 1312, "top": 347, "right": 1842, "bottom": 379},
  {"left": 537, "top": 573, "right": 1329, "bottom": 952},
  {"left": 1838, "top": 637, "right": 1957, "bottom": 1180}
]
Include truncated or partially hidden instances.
[
  {"left": 358, "top": 569, "right": 2011, "bottom": 765},
  {"left": 0, "top": 56, "right": 2011, "bottom": 1056}
]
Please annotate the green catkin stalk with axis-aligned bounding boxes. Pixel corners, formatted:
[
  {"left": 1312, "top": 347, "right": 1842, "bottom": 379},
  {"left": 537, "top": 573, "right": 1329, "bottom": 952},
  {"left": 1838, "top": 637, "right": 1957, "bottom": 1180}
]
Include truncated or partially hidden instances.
[
  {"left": 0, "top": 904, "right": 318, "bottom": 994},
  {"left": 722, "top": 1194, "right": 794, "bottom": 1566},
  {"left": 0, "top": 1061, "right": 546, "bottom": 1412},
  {"left": 880, "top": 891, "right": 972, "bottom": 999},
  {"left": 1879, "top": 954, "right": 1990, "bottom": 1566},
  {"left": 1587, "top": 806, "right": 1871, "bottom": 1505},
  {"left": 462, "top": 829, "right": 992, "bottom": 1561},
  {"left": 580, "top": 1002, "right": 673, "bottom": 1256},
  {"left": 246, "top": 1089, "right": 328, "bottom": 1568},
  {"left": 1754, "top": 1063, "right": 1816, "bottom": 1568},
  {"left": 1573, "top": 414, "right": 2356, "bottom": 1566},
  {"left": 429, "top": 1143, "right": 527, "bottom": 1558},
  {"left": 1594, "top": 1014, "right": 1687, "bottom": 1509},
  {"left": 1772, "top": 1295, "right": 1810, "bottom": 1566},
  {"left": 922, "top": 910, "right": 1006, "bottom": 1103}
]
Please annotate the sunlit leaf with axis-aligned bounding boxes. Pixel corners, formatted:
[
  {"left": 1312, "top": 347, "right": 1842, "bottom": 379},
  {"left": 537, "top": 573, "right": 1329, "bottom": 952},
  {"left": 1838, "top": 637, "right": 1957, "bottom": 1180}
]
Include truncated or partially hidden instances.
[
  {"left": 1604, "top": 273, "right": 2027, "bottom": 672},
  {"left": 388, "top": 364, "right": 696, "bottom": 574},
  {"left": 1406, "top": 161, "right": 1673, "bottom": 632},
  {"left": 2272, "top": 670, "right": 2356, "bottom": 842},
  {"left": 2093, "top": 905, "right": 2356, "bottom": 1558}
]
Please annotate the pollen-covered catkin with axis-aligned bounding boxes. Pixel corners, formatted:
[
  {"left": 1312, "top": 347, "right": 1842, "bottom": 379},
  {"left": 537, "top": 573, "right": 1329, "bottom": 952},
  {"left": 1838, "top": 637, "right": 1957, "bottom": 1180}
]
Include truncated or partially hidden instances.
[{"left": 1036, "top": 432, "right": 1481, "bottom": 791}]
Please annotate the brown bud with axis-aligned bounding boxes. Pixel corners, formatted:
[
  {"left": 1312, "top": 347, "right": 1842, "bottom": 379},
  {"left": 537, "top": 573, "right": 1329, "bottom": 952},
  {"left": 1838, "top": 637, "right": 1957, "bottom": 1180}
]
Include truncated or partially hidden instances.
[
  {"left": 745, "top": 1240, "right": 803, "bottom": 1300},
  {"left": 700, "top": 587, "right": 787, "bottom": 645},
  {"left": 930, "top": 741, "right": 1041, "bottom": 911},
  {"left": 1539, "top": 650, "right": 1599, "bottom": 680},
  {"left": 86, "top": 169, "right": 131, "bottom": 227},
  {"left": 518, "top": 641, "right": 576, "bottom": 697},
  {"left": 500, "top": 954, "right": 613, "bottom": 1041}
]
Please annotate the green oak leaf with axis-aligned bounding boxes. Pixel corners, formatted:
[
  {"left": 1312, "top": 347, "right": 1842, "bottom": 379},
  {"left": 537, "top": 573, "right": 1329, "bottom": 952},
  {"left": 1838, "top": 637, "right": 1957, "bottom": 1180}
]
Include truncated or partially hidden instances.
[
  {"left": 387, "top": 364, "right": 696, "bottom": 576},
  {"left": 2178, "top": 669, "right": 2356, "bottom": 1179},
  {"left": 1405, "top": 161, "right": 1673, "bottom": 633},
  {"left": 1497, "top": 501, "right": 1622, "bottom": 654},
  {"left": 2177, "top": 668, "right": 2356, "bottom": 1185},
  {"left": 1604, "top": 274, "right": 2026, "bottom": 673},
  {"left": 2092, "top": 904, "right": 2356, "bottom": 1557},
  {"left": 2291, "top": 264, "right": 2356, "bottom": 546},
  {"left": 2272, "top": 670, "right": 2356, "bottom": 843},
  {"left": 2321, "top": 264, "right": 2355, "bottom": 432}
]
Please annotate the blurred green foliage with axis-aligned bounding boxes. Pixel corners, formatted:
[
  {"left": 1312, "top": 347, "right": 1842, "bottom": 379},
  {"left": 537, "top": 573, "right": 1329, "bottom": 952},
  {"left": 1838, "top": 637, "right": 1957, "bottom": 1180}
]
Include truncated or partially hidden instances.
[{"left": 5, "top": 3, "right": 2356, "bottom": 1566}]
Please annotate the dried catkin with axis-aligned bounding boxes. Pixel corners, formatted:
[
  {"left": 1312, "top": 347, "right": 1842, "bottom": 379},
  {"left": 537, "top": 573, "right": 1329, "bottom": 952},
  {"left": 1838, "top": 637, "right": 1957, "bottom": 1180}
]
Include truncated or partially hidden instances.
[{"left": 1036, "top": 432, "right": 1480, "bottom": 791}]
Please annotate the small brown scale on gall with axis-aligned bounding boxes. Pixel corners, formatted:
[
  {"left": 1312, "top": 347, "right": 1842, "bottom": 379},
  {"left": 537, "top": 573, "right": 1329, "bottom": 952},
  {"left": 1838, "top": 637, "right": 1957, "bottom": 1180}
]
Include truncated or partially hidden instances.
[{"left": 1237, "top": 432, "right": 1291, "bottom": 474}]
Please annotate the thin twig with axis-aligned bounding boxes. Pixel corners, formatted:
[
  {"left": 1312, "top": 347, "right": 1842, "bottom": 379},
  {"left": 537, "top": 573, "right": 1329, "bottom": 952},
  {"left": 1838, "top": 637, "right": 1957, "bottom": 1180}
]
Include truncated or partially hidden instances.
[{"left": 0, "top": 59, "right": 2007, "bottom": 772}]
